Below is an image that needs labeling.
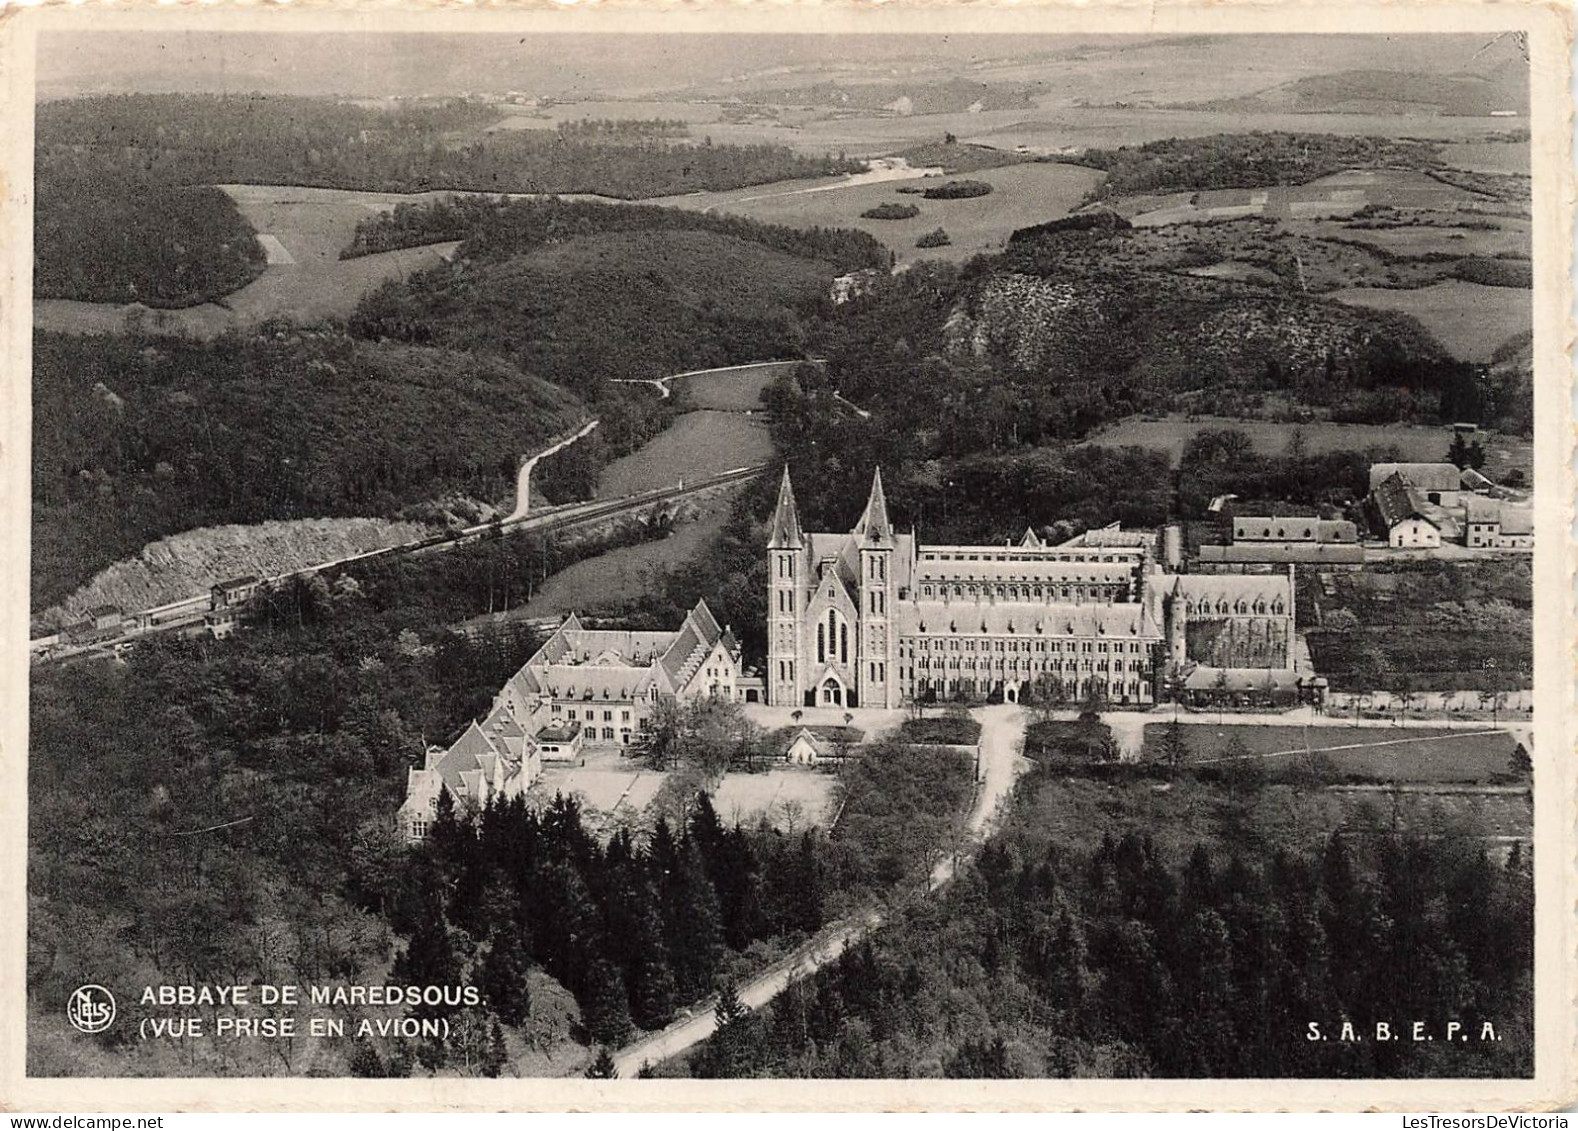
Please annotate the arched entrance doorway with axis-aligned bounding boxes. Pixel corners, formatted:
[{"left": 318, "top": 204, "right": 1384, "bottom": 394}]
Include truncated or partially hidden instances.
[{"left": 819, "top": 675, "right": 844, "bottom": 707}]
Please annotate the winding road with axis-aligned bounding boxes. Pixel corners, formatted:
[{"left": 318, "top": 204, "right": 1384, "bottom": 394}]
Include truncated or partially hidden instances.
[{"left": 609, "top": 705, "right": 1028, "bottom": 1077}]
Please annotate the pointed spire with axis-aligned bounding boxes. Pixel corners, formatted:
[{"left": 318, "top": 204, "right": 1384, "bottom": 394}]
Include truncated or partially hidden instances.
[
  {"left": 852, "top": 466, "right": 892, "bottom": 543},
  {"left": 767, "top": 466, "right": 804, "bottom": 549}
]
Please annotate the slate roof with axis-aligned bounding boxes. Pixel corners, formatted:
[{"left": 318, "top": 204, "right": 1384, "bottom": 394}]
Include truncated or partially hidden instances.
[
  {"left": 767, "top": 467, "right": 804, "bottom": 549},
  {"left": 1499, "top": 506, "right": 1534, "bottom": 536},
  {"left": 1198, "top": 543, "right": 1366, "bottom": 565},
  {"left": 851, "top": 468, "right": 893, "bottom": 543},
  {"left": 1183, "top": 666, "right": 1303, "bottom": 691},
  {"left": 1369, "top": 463, "right": 1462, "bottom": 494},
  {"left": 1370, "top": 471, "right": 1435, "bottom": 530},
  {"left": 1230, "top": 517, "right": 1358, "bottom": 544},
  {"left": 897, "top": 600, "right": 1161, "bottom": 639},
  {"left": 1170, "top": 573, "right": 1292, "bottom": 614},
  {"left": 1464, "top": 495, "right": 1503, "bottom": 524}
]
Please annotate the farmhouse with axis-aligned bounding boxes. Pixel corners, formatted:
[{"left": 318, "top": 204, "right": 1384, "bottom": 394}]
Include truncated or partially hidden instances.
[
  {"left": 1368, "top": 463, "right": 1463, "bottom": 508},
  {"left": 1464, "top": 497, "right": 1534, "bottom": 551},
  {"left": 211, "top": 575, "right": 261, "bottom": 609},
  {"left": 63, "top": 604, "right": 126, "bottom": 645},
  {"left": 1368, "top": 470, "right": 1444, "bottom": 547},
  {"left": 767, "top": 468, "right": 1297, "bottom": 709}
]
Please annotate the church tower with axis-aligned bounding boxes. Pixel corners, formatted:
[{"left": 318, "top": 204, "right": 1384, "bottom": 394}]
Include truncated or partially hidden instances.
[
  {"left": 766, "top": 467, "right": 805, "bottom": 707},
  {"left": 853, "top": 468, "right": 896, "bottom": 709}
]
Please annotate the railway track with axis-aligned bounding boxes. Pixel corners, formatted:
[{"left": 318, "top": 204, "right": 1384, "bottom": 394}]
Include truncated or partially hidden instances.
[{"left": 32, "top": 464, "right": 769, "bottom": 666}]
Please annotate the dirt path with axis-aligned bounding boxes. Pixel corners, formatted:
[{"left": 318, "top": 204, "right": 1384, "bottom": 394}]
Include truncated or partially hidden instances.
[
  {"left": 506, "top": 419, "right": 599, "bottom": 522},
  {"left": 609, "top": 705, "right": 1028, "bottom": 1077}
]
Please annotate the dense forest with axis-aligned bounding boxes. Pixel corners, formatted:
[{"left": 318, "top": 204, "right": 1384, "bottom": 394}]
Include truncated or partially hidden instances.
[
  {"left": 35, "top": 95, "right": 862, "bottom": 199},
  {"left": 27, "top": 515, "right": 977, "bottom": 1075},
  {"left": 28, "top": 562, "right": 547, "bottom": 1075},
  {"left": 341, "top": 193, "right": 889, "bottom": 273},
  {"left": 1067, "top": 132, "right": 1443, "bottom": 196},
  {"left": 674, "top": 757, "right": 1533, "bottom": 1078},
  {"left": 34, "top": 166, "right": 265, "bottom": 307},
  {"left": 31, "top": 331, "right": 588, "bottom": 611},
  {"left": 350, "top": 227, "right": 837, "bottom": 402}
]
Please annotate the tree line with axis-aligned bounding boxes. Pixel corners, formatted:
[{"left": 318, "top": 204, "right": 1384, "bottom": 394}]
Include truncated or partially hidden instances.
[
  {"left": 386, "top": 790, "right": 828, "bottom": 1063},
  {"left": 343, "top": 194, "right": 889, "bottom": 276},
  {"left": 37, "top": 94, "right": 861, "bottom": 200},
  {"left": 1068, "top": 132, "right": 1443, "bottom": 197}
]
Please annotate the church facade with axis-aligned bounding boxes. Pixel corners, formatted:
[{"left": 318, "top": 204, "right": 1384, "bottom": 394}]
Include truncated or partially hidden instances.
[{"left": 766, "top": 468, "right": 1297, "bottom": 709}]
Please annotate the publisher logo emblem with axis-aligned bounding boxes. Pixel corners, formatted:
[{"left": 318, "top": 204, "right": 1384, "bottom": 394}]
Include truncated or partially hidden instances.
[{"left": 67, "top": 985, "right": 116, "bottom": 1034}]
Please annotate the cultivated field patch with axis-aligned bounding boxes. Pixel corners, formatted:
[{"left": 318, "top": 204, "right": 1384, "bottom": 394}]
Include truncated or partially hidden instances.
[
  {"left": 1080, "top": 414, "right": 1533, "bottom": 482},
  {"left": 1142, "top": 723, "right": 1520, "bottom": 783},
  {"left": 1437, "top": 139, "right": 1531, "bottom": 175},
  {"left": 673, "top": 362, "right": 796, "bottom": 411},
  {"left": 505, "top": 493, "right": 740, "bottom": 621},
  {"left": 34, "top": 183, "right": 465, "bottom": 337}
]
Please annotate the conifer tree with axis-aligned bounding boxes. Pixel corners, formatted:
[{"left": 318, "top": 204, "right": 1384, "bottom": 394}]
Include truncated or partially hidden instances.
[
  {"left": 585, "top": 1047, "right": 618, "bottom": 1079},
  {"left": 1160, "top": 717, "right": 1191, "bottom": 771},
  {"left": 581, "top": 957, "right": 634, "bottom": 1047},
  {"left": 481, "top": 1018, "right": 508, "bottom": 1078},
  {"left": 628, "top": 891, "right": 678, "bottom": 1031},
  {"left": 666, "top": 842, "right": 723, "bottom": 1001},
  {"left": 391, "top": 871, "right": 460, "bottom": 1011},
  {"left": 480, "top": 930, "right": 532, "bottom": 1026}
]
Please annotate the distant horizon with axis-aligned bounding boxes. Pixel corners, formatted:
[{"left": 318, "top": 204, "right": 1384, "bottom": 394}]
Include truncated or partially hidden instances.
[{"left": 36, "top": 31, "right": 1526, "bottom": 106}]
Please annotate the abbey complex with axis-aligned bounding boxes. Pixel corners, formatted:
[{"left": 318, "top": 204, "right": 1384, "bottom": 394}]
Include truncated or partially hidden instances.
[
  {"left": 767, "top": 468, "right": 1298, "bottom": 710},
  {"left": 401, "top": 466, "right": 1304, "bottom": 838}
]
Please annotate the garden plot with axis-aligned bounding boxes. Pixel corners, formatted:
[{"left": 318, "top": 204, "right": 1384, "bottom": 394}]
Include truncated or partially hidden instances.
[{"left": 711, "top": 770, "right": 840, "bottom": 831}]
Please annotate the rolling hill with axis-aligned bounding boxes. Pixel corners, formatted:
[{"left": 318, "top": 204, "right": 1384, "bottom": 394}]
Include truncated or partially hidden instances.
[
  {"left": 350, "top": 227, "right": 839, "bottom": 399},
  {"left": 32, "top": 331, "right": 586, "bottom": 611}
]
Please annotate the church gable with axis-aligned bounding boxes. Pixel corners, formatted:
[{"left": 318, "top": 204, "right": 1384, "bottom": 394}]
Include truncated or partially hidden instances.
[{"left": 807, "top": 564, "right": 859, "bottom": 624}]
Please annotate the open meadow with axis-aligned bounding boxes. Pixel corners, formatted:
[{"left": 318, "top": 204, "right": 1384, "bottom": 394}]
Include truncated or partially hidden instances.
[
  {"left": 594, "top": 410, "right": 773, "bottom": 498},
  {"left": 711, "top": 770, "right": 841, "bottom": 830},
  {"left": 1328, "top": 279, "right": 1532, "bottom": 362},
  {"left": 672, "top": 361, "right": 797, "bottom": 411},
  {"left": 503, "top": 492, "right": 740, "bottom": 621},
  {"left": 651, "top": 161, "right": 1105, "bottom": 266}
]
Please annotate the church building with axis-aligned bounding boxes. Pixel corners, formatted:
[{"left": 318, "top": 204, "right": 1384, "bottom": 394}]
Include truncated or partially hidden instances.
[{"left": 766, "top": 468, "right": 1297, "bottom": 709}]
